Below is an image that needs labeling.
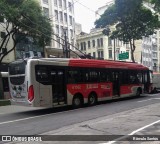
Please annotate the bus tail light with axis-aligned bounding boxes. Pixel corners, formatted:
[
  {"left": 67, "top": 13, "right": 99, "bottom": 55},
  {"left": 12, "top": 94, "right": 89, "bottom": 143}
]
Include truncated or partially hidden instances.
[{"left": 28, "top": 85, "right": 34, "bottom": 102}]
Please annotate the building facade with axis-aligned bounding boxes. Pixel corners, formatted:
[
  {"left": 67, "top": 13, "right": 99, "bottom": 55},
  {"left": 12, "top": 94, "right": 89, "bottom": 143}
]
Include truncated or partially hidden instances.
[
  {"left": 76, "top": 28, "right": 132, "bottom": 61},
  {"left": 0, "top": 19, "right": 15, "bottom": 65},
  {"left": 142, "top": 2, "right": 160, "bottom": 72},
  {"left": 142, "top": 31, "right": 160, "bottom": 72},
  {"left": 40, "top": 0, "right": 76, "bottom": 57}
]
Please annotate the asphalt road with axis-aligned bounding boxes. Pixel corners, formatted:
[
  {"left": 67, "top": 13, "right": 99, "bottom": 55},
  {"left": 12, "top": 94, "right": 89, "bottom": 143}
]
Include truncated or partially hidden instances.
[{"left": 0, "top": 93, "right": 160, "bottom": 136}]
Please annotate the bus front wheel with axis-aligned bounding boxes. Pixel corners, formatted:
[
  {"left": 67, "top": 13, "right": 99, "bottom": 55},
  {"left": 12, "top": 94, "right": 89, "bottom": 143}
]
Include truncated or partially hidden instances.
[
  {"left": 72, "top": 95, "right": 83, "bottom": 108},
  {"left": 88, "top": 93, "right": 97, "bottom": 106}
]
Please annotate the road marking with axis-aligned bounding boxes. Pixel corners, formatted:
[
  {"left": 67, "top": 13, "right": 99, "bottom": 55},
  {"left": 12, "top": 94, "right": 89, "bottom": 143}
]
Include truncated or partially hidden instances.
[
  {"left": 129, "top": 119, "right": 160, "bottom": 135},
  {"left": 0, "top": 114, "right": 53, "bottom": 125},
  {"left": 138, "top": 98, "right": 160, "bottom": 102},
  {"left": 100, "top": 119, "right": 160, "bottom": 144}
]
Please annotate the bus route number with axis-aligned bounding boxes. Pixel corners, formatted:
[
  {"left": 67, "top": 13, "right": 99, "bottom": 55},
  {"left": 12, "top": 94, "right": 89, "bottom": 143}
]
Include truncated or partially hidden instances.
[{"left": 72, "top": 85, "right": 81, "bottom": 90}]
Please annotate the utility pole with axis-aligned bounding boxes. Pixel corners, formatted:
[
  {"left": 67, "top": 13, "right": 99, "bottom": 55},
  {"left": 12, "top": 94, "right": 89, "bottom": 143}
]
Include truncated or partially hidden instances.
[
  {"left": 63, "top": 29, "right": 71, "bottom": 58},
  {"left": 114, "top": 38, "right": 116, "bottom": 61}
]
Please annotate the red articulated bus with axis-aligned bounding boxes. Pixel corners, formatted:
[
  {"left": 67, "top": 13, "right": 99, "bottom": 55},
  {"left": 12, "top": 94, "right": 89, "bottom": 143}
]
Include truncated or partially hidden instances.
[{"left": 8, "top": 58, "right": 153, "bottom": 108}]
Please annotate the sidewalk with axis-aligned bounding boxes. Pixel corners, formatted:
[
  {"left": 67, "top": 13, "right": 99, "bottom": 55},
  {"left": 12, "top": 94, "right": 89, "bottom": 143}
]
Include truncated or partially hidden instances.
[{"left": 0, "top": 99, "right": 10, "bottom": 106}]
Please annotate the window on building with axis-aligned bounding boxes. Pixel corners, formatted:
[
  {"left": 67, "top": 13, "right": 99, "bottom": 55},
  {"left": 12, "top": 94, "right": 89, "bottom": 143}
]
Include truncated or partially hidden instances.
[
  {"left": 109, "top": 50, "right": 112, "bottom": 59},
  {"left": 97, "top": 39, "right": 100, "bottom": 47},
  {"left": 64, "top": 13, "right": 67, "bottom": 23},
  {"left": 59, "top": 0, "right": 62, "bottom": 8},
  {"left": 93, "top": 52, "right": 96, "bottom": 58},
  {"left": 100, "top": 38, "right": 103, "bottom": 47},
  {"left": 43, "top": 0, "right": 48, "bottom": 4},
  {"left": 56, "top": 25, "right": 59, "bottom": 34},
  {"left": 92, "top": 40, "right": 95, "bottom": 47},
  {"left": 54, "top": 0, "right": 57, "bottom": 6},
  {"left": 101, "top": 51, "right": 104, "bottom": 58},
  {"left": 63, "top": 27, "right": 68, "bottom": 36},
  {"left": 81, "top": 42, "right": 83, "bottom": 51},
  {"left": 84, "top": 42, "right": 86, "bottom": 50},
  {"left": 68, "top": 2, "right": 72, "bottom": 12},
  {"left": 43, "top": 7, "right": 49, "bottom": 18},
  {"left": 70, "top": 29, "right": 73, "bottom": 39},
  {"left": 63, "top": 0, "right": 67, "bottom": 9},
  {"left": 88, "top": 41, "right": 90, "bottom": 48},
  {"left": 98, "top": 51, "right": 100, "bottom": 58},
  {"left": 59, "top": 11, "right": 63, "bottom": 22},
  {"left": 108, "top": 37, "right": 112, "bottom": 46},
  {"left": 69, "top": 16, "right": 72, "bottom": 25},
  {"left": 55, "top": 10, "right": 58, "bottom": 21},
  {"left": 1, "top": 32, "right": 5, "bottom": 38},
  {"left": 60, "top": 26, "right": 63, "bottom": 35},
  {"left": 116, "top": 49, "right": 120, "bottom": 59},
  {"left": 77, "top": 43, "right": 79, "bottom": 49}
]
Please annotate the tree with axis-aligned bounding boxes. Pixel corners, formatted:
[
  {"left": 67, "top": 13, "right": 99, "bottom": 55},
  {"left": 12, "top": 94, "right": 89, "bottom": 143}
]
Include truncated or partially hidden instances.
[
  {"left": 95, "top": 0, "right": 160, "bottom": 62},
  {"left": 0, "top": 0, "right": 52, "bottom": 64},
  {"left": 144, "top": 0, "right": 160, "bottom": 12}
]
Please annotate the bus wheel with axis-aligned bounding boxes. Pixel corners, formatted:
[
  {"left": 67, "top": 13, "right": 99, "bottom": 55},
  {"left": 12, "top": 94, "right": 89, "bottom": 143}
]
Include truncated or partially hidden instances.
[
  {"left": 136, "top": 89, "right": 141, "bottom": 97},
  {"left": 88, "top": 93, "right": 97, "bottom": 106},
  {"left": 72, "top": 95, "right": 83, "bottom": 108}
]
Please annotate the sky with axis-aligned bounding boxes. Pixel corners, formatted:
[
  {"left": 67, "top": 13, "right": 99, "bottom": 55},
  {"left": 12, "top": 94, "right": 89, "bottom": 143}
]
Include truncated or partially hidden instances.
[{"left": 74, "top": 0, "right": 112, "bottom": 33}]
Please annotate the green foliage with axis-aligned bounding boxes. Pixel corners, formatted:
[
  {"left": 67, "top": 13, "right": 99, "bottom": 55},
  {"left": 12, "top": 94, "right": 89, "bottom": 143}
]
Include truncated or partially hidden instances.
[
  {"left": 95, "top": 0, "right": 160, "bottom": 62},
  {"left": 0, "top": 0, "right": 52, "bottom": 63},
  {"left": 149, "top": 0, "right": 160, "bottom": 12}
]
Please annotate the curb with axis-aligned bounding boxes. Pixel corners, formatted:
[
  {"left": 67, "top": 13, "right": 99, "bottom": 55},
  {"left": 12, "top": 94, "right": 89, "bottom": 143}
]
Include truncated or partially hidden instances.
[{"left": 0, "top": 99, "right": 11, "bottom": 106}]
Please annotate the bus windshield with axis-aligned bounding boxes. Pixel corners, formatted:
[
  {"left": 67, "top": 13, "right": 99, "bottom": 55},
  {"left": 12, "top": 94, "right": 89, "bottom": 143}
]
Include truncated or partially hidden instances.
[
  {"left": 9, "top": 60, "right": 26, "bottom": 75},
  {"left": 9, "top": 60, "right": 26, "bottom": 85}
]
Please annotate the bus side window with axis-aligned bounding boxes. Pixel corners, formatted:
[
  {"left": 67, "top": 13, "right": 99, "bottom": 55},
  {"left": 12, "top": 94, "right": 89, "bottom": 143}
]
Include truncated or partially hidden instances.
[
  {"left": 84, "top": 72, "right": 89, "bottom": 82},
  {"left": 36, "top": 66, "right": 49, "bottom": 83},
  {"left": 137, "top": 73, "right": 142, "bottom": 83},
  {"left": 51, "top": 71, "right": 56, "bottom": 83},
  {"left": 89, "top": 71, "right": 98, "bottom": 82},
  {"left": 57, "top": 71, "right": 64, "bottom": 82},
  {"left": 68, "top": 71, "right": 75, "bottom": 83},
  {"left": 100, "top": 70, "right": 109, "bottom": 82}
]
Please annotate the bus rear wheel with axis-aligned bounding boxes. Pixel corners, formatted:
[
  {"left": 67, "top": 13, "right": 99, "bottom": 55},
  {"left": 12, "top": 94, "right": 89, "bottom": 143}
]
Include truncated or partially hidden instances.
[
  {"left": 72, "top": 95, "right": 83, "bottom": 108},
  {"left": 88, "top": 93, "right": 97, "bottom": 106},
  {"left": 136, "top": 88, "right": 141, "bottom": 97}
]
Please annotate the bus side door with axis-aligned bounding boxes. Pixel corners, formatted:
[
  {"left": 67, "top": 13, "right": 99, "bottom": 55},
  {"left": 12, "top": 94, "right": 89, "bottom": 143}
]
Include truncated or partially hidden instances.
[
  {"left": 35, "top": 65, "right": 52, "bottom": 107},
  {"left": 50, "top": 68, "right": 66, "bottom": 105}
]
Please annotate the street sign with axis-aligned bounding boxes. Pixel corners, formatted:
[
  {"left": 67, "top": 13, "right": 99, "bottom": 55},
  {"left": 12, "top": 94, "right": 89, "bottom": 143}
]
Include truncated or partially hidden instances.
[{"left": 119, "top": 52, "right": 129, "bottom": 60}]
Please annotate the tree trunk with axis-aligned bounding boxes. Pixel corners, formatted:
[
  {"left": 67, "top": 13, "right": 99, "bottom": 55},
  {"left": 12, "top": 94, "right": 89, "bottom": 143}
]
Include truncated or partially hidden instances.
[{"left": 129, "top": 39, "right": 135, "bottom": 62}]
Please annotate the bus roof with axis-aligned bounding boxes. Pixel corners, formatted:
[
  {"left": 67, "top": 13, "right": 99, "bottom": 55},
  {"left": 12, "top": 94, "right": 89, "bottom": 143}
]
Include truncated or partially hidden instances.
[
  {"left": 37, "top": 58, "right": 148, "bottom": 70},
  {"left": 68, "top": 59, "right": 148, "bottom": 70}
]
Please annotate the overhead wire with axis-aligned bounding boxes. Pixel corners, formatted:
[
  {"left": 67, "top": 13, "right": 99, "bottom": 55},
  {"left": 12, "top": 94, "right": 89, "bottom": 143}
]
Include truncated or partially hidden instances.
[
  {"left": 18, "top": 0, "right": 89, "bottom": 57},
  {"left": 1, "top": 0, "right": 105, "bottom": 58}
]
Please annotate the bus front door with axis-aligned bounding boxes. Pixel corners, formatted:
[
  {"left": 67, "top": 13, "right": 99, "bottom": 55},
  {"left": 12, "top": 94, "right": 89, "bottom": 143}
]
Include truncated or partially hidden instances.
[
  {"left": 112, "top": 72, "right": 120, "bottom": 96},
  {"left": 51, "top": 69, "right": 66, "bottom": 105}
]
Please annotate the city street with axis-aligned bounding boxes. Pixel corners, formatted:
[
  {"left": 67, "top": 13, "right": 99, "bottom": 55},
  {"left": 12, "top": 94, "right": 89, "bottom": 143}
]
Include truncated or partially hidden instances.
[{"left": 0, "top": 93, "right": 160, "bottom": 144}]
